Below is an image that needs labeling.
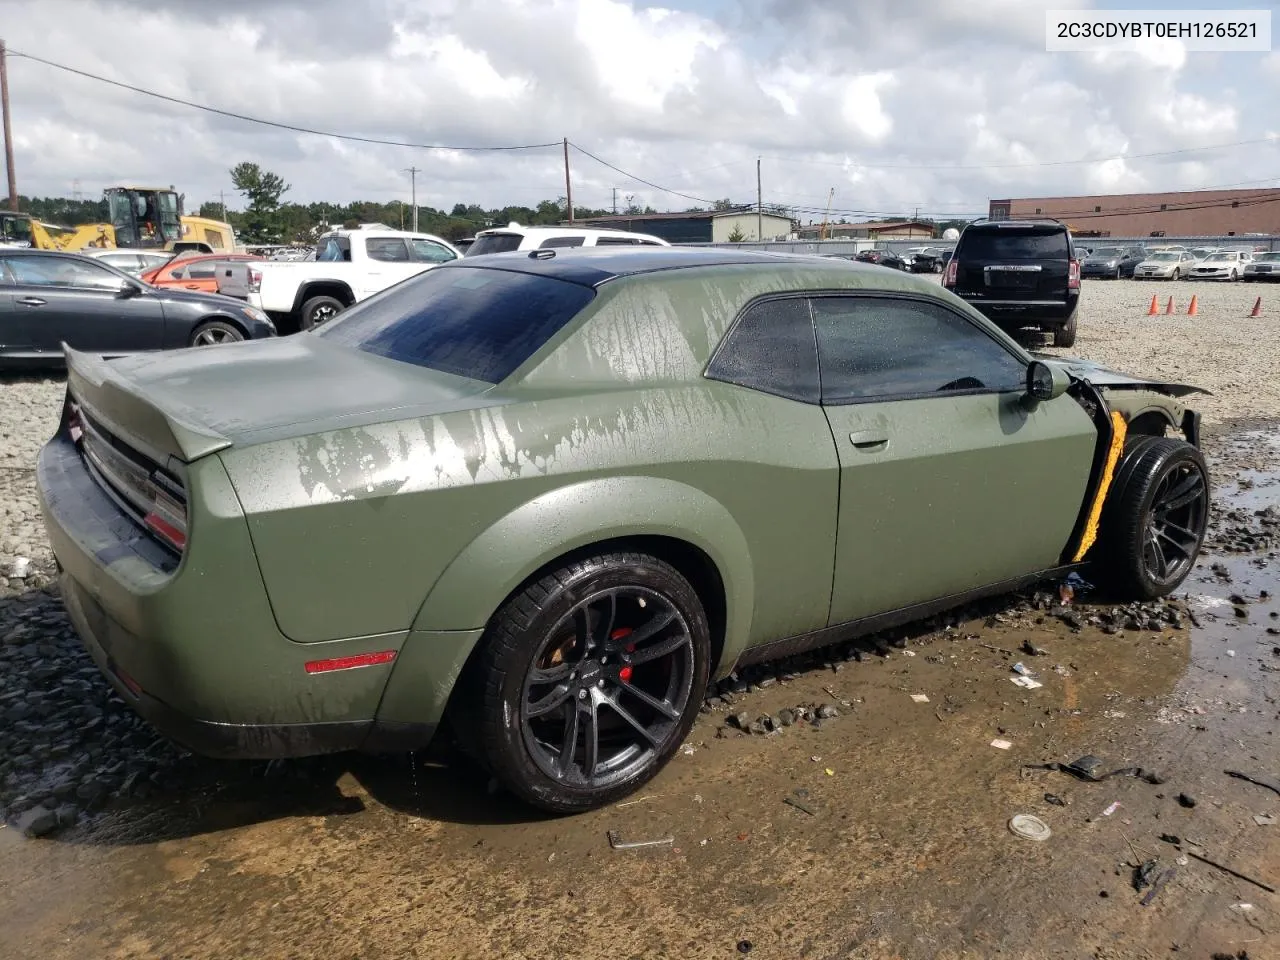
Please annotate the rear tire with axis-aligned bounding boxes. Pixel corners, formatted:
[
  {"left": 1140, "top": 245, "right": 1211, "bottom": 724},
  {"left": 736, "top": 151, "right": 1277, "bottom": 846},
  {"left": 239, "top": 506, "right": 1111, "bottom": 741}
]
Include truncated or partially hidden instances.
[
  {"left": 1097, "top": 437, "right": 1209, "bottom": 601},
  {"left": 452, "top": 552, "right": 711, "bottom": 814},
  {"left": 1052, "top": 311, "right": 1078, "bottom": 348},
  {"left": 298, "top": 295, "right": 345, "bottom": 331},
  {"left": 189, "top": 319, "right": 245, "bottom": 347}
]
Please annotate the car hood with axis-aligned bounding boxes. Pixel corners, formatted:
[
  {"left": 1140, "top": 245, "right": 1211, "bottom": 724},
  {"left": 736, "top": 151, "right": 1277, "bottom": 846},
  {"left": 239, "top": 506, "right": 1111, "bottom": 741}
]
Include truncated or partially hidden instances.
[
  {"left": 64, "top": 337, "right": 503, "bottom": 461},
  {"left": 1032, "top": 353, "right": 1211, "bottom": 398}
]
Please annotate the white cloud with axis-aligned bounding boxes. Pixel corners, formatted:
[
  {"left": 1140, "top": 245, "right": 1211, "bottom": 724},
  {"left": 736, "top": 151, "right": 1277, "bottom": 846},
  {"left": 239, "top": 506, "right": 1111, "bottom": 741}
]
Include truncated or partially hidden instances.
[{"left": 0, "top": 0, "right": 1274, "bottom": 221}]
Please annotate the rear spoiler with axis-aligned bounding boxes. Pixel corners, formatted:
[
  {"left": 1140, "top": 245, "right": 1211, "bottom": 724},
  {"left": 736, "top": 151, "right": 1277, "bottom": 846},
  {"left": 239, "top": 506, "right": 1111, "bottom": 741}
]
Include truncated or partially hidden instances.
[{"left": 63, "top": 345, "right": 233, "bottom": 464}]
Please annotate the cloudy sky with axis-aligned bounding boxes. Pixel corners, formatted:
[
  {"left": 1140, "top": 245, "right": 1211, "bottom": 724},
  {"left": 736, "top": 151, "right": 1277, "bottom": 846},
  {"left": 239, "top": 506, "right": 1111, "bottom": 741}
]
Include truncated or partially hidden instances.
[{"left": 2, "top": 0, "right": 1278, "bottom": 222}]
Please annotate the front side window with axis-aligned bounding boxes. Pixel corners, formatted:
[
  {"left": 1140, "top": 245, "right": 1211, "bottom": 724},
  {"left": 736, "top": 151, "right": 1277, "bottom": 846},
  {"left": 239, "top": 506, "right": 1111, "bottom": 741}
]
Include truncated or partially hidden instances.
[
  {"left": 315, "top": 265, "right": 596, "bottom": 383},
  {"left": 812, "top": 296, "right": 1026, "bottom": 403},
  {"left": 706, "top": 298, "right": 819, "bottom": 403},
  {"left": 409, "top": 239, "right": 457, "bottom": 263}
]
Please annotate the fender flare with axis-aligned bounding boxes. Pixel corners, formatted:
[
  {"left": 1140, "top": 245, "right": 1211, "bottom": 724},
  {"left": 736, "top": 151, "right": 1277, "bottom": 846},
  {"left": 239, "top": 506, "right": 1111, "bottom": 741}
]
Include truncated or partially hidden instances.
[{"left": 410, "top": 475, "right": 756, "bottom": 675}]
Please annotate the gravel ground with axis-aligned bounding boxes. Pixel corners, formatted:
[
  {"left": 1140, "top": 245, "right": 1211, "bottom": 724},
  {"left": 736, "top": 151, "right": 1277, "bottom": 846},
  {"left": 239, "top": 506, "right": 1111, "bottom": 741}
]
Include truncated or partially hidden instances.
[{"left": 0, "top": 280, "right": 1276, "bottom": 835}]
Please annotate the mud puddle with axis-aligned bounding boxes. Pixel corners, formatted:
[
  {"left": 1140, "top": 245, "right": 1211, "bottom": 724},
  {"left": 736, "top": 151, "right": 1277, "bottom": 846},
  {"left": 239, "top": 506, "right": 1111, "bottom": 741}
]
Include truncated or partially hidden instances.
[{"left": 2, "top": 429, "right": 1279, "bottom": 960}]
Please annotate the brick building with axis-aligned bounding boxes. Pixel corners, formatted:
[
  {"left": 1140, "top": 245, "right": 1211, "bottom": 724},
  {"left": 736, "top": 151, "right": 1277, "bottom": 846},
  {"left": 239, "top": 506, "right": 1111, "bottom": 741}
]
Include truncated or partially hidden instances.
[
  {"left": 988, "top": 188, "right": 1280, "bottom": 237},
  {"left": 794, "top": 219, "right": 935, "bottom": 240}
]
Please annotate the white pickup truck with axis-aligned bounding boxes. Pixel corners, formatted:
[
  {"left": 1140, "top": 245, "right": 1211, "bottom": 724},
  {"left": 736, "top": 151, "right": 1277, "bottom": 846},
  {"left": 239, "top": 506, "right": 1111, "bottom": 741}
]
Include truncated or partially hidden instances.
[{"left": 245, "top": 226, "right": 461, "bottom": 333}]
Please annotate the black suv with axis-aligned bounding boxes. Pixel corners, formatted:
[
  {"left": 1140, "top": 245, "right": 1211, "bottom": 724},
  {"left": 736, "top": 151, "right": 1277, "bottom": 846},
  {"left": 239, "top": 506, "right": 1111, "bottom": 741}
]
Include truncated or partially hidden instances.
[{"left": 942, "top": 218, "right": 1080, "bottom": 347}]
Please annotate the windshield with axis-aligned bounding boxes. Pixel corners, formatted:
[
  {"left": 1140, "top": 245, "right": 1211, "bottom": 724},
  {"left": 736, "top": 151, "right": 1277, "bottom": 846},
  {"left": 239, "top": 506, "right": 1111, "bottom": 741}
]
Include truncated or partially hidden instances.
[
  {"left": 1089, "top": 247, "right": 1121, "bottom": 257},
  {"left": 465, "top": 233, "right": 523, "bottom": 256},
  {"left": 1203, "top": 253, "right": 1232, "bottom": 262},
  {"left": 960, "top": 228, "right": 1068, "bottom": 260},
  {"left": 315, "top": 264, "right": 596, "bottom": 383},
  {"left": 1256, "top": 253, "right": 1280, "bottom": 263},
  {"left": 1148, "top": 253, "right": 1180, "bottom": 262}
]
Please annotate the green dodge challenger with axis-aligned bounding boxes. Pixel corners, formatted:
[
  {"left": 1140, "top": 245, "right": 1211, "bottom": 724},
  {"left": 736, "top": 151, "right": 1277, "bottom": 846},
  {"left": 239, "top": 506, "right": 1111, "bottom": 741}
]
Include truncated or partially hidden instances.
[{"left": 36, "top": 248, "right": 1210, "bottom": 813}]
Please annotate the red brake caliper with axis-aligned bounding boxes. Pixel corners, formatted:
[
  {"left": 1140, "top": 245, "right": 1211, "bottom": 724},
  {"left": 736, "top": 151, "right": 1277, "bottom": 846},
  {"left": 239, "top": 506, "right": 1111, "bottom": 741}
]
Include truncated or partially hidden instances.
[{"left": 611, "top": 627, "right": 634, "bottom": 683}]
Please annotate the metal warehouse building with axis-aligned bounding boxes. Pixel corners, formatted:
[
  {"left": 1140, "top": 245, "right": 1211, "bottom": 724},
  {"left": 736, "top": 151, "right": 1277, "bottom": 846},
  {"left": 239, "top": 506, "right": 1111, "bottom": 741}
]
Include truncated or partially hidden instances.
[
  {"left": 571, "top": 208, "right": 796, "bottom": 243},
  {"left": 989, "top": 188, "right": 1280, "bottom": 237}
]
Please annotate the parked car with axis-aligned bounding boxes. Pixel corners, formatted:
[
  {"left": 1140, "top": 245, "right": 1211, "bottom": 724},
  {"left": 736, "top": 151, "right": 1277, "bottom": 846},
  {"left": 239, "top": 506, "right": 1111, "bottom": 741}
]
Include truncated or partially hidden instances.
[
  {"left": 907, "top": 247, "right": 946, "bottom": 273},
  {"left": 83, "top": 248, "right": 176, "bottom": 278},
  {"left": 1080, "top": 246, "right": 1145, "bottom": 279},
  {"left": 1243, "top": 251, "right": 1280, "bottom": 282},
  {"left": 140, "top": 252, "right": 265, "bottom": 294},
  {"left": 245, "top": 227, "right": 461, "bottom": 333},
  {"left": 0, "top": 249, "right": 275, "bottom": 367},
  {"left": 1187, "top": 250, "right": 1252, "bottom": 281},
  {"left": 854, "top": 249, "right": 907, "bottom": 270},
  {"left": 1133, "top": 250, "right": 1196, "bottom": 280},
  {"left": 36, "top": 247, "right": 1209, "bottom": 813},
  {"left": 464, "top": 222, "right": 670, "bottom": 256},
  {"left": 942, "top": 217, "right": 1080, "bottom": 346}
]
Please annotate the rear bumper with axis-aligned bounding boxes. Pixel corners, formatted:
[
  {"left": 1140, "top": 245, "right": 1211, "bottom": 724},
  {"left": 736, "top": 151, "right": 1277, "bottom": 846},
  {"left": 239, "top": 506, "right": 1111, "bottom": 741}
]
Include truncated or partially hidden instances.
[
  {"left": 36, "top": 430, "right": 437, "bottom": 759},
  {"left": 957, "top": 294, "right": 1078, "bottom": 329}
]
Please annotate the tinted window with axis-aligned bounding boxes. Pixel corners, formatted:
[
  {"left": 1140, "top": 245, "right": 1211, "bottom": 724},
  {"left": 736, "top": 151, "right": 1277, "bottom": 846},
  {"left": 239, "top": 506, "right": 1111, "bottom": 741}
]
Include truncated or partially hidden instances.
[
  {"left": 812, "top": 296, "right": 1026, "bottom": 403},
  {"left": 465, "top": 233, "right": 523, "bottom": 256},
  {"left": 3, "top": 255, "right": 125, "bottom": 289},
  {"left": 961, "top": 228, "right": 1069, "bottom": 260},
  {"left": 539, "top": 236, "right": 586, "bottom": 249},
  {"left": 366, "top": 238, "right": 411, "bottom": 262},
  {"left": 595, "top": 236, "right": 640, "bottom": 246},
  {"left": 707, "top": 298, "right": 819, "bottom": 403},
  {"left": 315, "top": 265, "right": 595, "bottom": 383},
  {"left": 409, "top": 239, "right": 457, "bottom": 263}
]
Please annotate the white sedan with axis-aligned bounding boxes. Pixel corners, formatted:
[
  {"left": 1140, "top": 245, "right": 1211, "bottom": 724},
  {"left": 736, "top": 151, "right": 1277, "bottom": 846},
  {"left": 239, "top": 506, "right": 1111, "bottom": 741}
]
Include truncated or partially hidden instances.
[
  {"left": 1187, "top": 250, "right": 1252, "bottom": 281},
  {"left": 1132, "top": 250, "right": 1195, "bottom": 280}
]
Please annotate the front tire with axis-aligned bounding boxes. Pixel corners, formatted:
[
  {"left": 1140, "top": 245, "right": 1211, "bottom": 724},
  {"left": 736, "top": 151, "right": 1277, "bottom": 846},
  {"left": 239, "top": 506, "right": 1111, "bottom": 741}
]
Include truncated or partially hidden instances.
[
  {"left": 1097, "top": 437, "right": 1209, "bottom": 601},
  {"left": 453, "top": 552, "right": 711, "bottom": 813},
  {"left": 1171, "top": 269, "right": 1180, "bottom": 280},
  {"left": 1230, "top": 269, "right": 1238, "bottom": 281},
  {"left": 189, "top": 319, "right": 245, "bottom": 347},
  {"left": 299, "top": 295, "right": 345, "bottom": 331}
]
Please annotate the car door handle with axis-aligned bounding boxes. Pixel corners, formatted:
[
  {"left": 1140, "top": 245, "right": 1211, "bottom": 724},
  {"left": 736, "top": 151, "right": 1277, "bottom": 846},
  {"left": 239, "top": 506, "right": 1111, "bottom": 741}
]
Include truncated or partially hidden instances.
[
  {"left": 849, "top": 430, "right": 889, "bottom": 449},
  {"left": 17, "top": 297, "right": 46, "bottom": 307}
]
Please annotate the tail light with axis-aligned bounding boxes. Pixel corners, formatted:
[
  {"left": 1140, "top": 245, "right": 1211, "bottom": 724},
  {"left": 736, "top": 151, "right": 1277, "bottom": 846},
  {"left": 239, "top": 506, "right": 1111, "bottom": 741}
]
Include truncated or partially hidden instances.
[
  {"left": 143, "top": 474, "right": 188, "bottom": 553},
  {"left": 1068, "top": 259, "right": 1081, "bottom": 290},
  {"left": 942, "top": 259, "right": 958, "bottom": 287},
  {"left": 247, "top": 267, "right": 262, "bottom": 293}
]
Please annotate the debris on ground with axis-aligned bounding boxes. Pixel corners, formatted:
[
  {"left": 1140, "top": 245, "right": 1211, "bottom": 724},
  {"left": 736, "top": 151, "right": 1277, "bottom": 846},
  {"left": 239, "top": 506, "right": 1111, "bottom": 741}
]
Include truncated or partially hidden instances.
[
  {"left": 1226, "top": 769, "right": 1280, "bottom": 797},
  {"left": 1008, "top": 814, "right": 1052, "bottom": 841},
  {"left": 606, "top": 830, "right": 674, "bottom": 851},
  {"left": 1253, "top": 814, "right": 1277, "bottom": 826},
  {"left": 1186, "top": 850, "right": 1276, "bottom": 893},
  {"left": 1177, "top": 793, "right": 1197, "bottom": 809},
  {"left": 1140, "top": 867, "right": 1175, "bottom": 906},
  {"left": 990, "top": 739, "right": 1013, "bottom": 750},
  {"left": 1044, "top": 793, "right": 1067, "bottom": 807},
  {"left": 1011, "top": 662, "right": 1033, "bottom": 676},
  {"left": 1132, "top": 859, "right": 1160, "bottom": 891},
  {"left": 784, "top": 793, "right": 817, "bottom": 817},
  {"left": 910, "top": 694, "right": 930, "bottom": 703},
  {"left": 1024, "top": 754, "right": 1165, "bottom": 785}
]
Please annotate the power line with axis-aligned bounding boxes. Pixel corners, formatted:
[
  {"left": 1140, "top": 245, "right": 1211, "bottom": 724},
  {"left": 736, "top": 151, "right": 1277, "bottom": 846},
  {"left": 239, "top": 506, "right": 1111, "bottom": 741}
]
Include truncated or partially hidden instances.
[
  {"left": 7, "top": 49, "right": 561, "bottom": 153},
  {"left": 568, "top": 142, "right": 716, "bottom": 205}
]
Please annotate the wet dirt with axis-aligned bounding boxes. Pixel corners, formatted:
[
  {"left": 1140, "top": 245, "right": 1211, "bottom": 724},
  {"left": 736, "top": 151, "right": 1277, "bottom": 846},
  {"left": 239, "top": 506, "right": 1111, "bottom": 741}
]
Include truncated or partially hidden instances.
[{"left": 2, "top": 427, "right": 1279, "bottom": 960}]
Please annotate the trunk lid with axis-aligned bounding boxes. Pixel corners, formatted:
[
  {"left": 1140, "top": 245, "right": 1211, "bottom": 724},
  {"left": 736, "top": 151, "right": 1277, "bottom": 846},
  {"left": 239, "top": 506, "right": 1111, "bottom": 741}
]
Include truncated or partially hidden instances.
[{"left": 63, "top": 336, "right": 500, "bottom": 462}]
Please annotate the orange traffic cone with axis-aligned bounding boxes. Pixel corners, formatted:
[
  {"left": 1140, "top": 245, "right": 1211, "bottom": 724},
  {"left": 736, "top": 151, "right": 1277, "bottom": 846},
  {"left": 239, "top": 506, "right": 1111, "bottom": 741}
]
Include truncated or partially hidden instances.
[
  {"left": 1147, "top": 294, "right": 1159, "bottom": 315},
  {"left": 1250, "top": 296, "right": 1262, "bottom": 317},
  {"left": 1164, "top": 296, "right": 1175, "bottom": 315},
  {"left": 1187, "top": 295, "right": 1198, "bottom": 316}
]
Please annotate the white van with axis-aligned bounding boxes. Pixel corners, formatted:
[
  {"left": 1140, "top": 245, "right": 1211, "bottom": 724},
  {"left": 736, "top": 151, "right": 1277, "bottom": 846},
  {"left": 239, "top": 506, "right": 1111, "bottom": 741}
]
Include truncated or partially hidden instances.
[{"left": 464, "top": 222, "right": 670, "bottom": 256}]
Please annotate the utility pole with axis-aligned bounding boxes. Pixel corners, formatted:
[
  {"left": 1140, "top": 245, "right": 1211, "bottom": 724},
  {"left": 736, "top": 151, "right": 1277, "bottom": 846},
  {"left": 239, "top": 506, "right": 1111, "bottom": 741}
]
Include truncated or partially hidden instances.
[
  {"left": 405, "top": 167, "right": 419, "bottom": 231},
  {"left": 747, "top": 156, "right": 757, "bottom": 240},
  {"left": 0, "top": 39, "right": 17, "bottom": 211},
  {"left": 563, "top": 138, "right": 574, "bottom": 223},
  {"left": 219, "top": 190, "right": 226, "bottom": 221},
  {"left": 613, "top": 187, "right": 618, "bottom": 215}
]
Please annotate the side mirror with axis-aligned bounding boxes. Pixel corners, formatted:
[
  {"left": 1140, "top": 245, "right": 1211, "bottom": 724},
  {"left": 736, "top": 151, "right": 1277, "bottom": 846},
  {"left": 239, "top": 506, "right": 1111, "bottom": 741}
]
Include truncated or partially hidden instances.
[
  {"left": 117, "top": 280, "right": 142, "bottom": 299},
  {"left": 1026, "top": 360, "right": 1070, "bottom": 402}
]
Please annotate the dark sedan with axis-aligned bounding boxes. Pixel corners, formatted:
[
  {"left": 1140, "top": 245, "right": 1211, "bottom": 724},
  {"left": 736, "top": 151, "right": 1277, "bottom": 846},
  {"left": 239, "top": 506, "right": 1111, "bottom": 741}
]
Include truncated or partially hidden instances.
[
  {"left": 1080, "top": 246, "right": 1145, "bottom": 279},
  {"left": 1, "top": 249, "right": 276, "bottom": 369},
  {"left": 854, "top": 249, "right": 907, "bottom": 270}
]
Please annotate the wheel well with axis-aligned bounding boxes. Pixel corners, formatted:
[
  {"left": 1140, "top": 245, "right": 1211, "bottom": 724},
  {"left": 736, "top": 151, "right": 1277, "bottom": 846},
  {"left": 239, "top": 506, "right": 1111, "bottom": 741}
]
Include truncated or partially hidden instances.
[
  {"left": 192, "top": 315, "right": 249, "bottom": 340},
  {"left": 1126, "top": 411, "right": 1171, "bottom": 438},
  {"left": 292, "top": 282, "right": 355, "bottom": 315}
]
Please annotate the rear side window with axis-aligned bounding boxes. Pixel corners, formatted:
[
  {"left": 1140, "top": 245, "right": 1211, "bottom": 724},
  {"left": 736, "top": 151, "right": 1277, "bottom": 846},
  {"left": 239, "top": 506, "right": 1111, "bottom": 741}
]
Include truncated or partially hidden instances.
[
  {"left": 315, "top": 266, "right": 596, "bottom": 383},
  {"left": 316, "top": 237, "right": 351, "bottom": 262},
  {"left": 961, "top": 228, "right": 1069, "bottom": 260},
  {"left": 595, "top": 236, "right": 641, "bottom": 246},
  {"left": 365, "top": 238, "right": 411, "bottom": 262},
  {"left": 466, "top": 233, "right": 523, "bottom": 256},
  {"left": 539, "top": 236, "right": 586, "bottom": 249},
  {"left": 706, "top": 298, "right": 819, "bottom": 403}
]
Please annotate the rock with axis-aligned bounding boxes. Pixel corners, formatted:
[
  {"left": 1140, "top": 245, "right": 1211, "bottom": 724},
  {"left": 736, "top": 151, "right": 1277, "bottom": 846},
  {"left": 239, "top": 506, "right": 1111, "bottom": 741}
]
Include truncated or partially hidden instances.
[
  {"left": 54, "top": 803, "right": 78, "bottom": 828},
  {"left": 816, "top": 704, "right": 840, "bottom": 720},
  {"left": 1176, "top": 793, "right": 1197, "bottom": 809},
  {"left": 747, "top": 721, "right": 767, "bottom": 736},
  {"left": 778, "top": 709, "right": 795, "bottom": 727},
  {"left": 17, "top": 805, "right": 58, "bottom": 838},
  {"left": 756, "top": 676, "right": 777, "bottom": 689},
  {"left": 730, "top": 712, "right": 750, "bottom": 731}
]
